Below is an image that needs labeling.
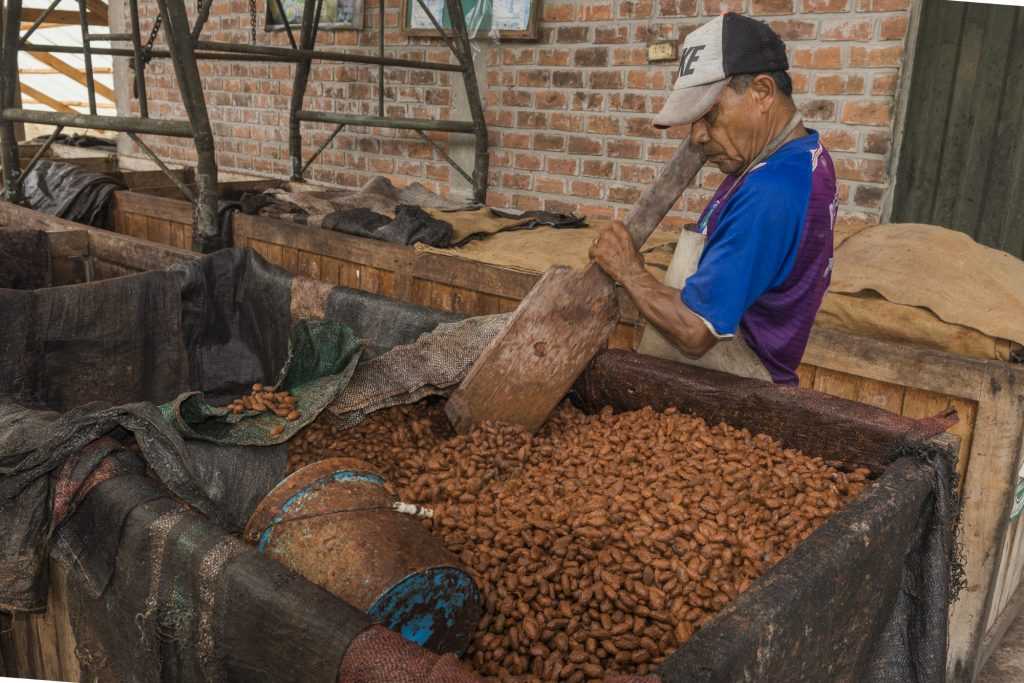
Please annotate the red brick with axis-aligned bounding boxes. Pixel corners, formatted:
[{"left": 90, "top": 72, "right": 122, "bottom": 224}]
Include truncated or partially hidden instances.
[
  {"left": 514, "top": 194, "right": 544, "bottom": 212},
  {"left": 619, "top": 0, "right": 653, "bottom": 17},
  {"left": 620, "top": 164, "right": 658, "bottom": 183},
  {"left": 609, "top": 186, "right": 643, "bottom": 203},
  {"left": 368, "top": 157, "right": 395, "bottom": 174},
  {"left": 539, "top": 48, "right": 572, "bottom": 66},
  {"left": 814, "top": 74, "right": 865, "bottom": 95},
  {"left": 426, "top": 164, "right": 450, "bottom": 182},
  {"left": 607, "top": 139, "right": 644, "bottom": 159},
  {"left": 575, "top": 47, "right": 609, "bottom": 67},
  {"left": 591, "top": 71, "right": 625, "bottom": 89},
  {"left": 820, "top": 19, "right": 873, "bottom": 41},
  {"left": 490, "top": 150, "right": 511, "bottom": 167},
  {"left": 547, "top": 157, "right": 578, "bottom": 175},
  {"left": 587, "top": 115, "right": 621, "bottom": 135},
  {"left": 647, "top": 143, "right": 678, "bottom": 161},
  {"left": 857, "top": 0, "right": 908, "bottom": 10},
  {"left": 502, "top": 47, "right": 536, "bottom": 65},
  {"left": 568, "top": 136, "right": 603, "bottom": 155},
  {"left": 610, "top": 93, "right": 647, "bottom": 113},
  {"left": 557, "top": 26, "right": 590, "bottom": 43},
  {"left": 700, "top": 169, "right": 728, "bottom": 189},
  {"left": 570, "top": 180, "right": 604, "bottom": 199},
  {"left": 658, "top": 0, "right": 697, "bottom": 16},
  {"left": 542, "top": 2, "right": 576, "bottom": 21},
  {"left": 486, "top": 191, "right": 512, "bottom": 208},
  {"left": 535, "top": 176, "right": 566, "bottom": 194},
  {"left": 572, "top": 92, "right": 606, "bottom": 111},
  {"left": 545, "top": 198, "right": 580, "bottom": 214},
  {"left": 502, "top": 172, "right": 532, "bottom": 190},
  {"left": 595, "top": 26, "right": 630, "bottom": 43},
  {"left": 864, "top": 130, "right": 891, "bottom": 155},
  {"left": 502, "top": 90, "right": 533, "bottom": 107},
  {"left": 841, "top": 100, "right": 892, "bottom": 125},
  {"left": 503, "top": 132, "right": 532, "bottom": 149},
  {"left": 627, "top": 69, "right": 669, "bottom": 90},
  {"left": 854, "top": 184, "right": 884, "bottom": 208},
  {"left": 581, "top": 1, "right": 614, "bottom": 20},
  {"left": 834, "top": 157, "right": 885, "bottom": 182},
  {"left": 792, "top": 47, "right": 842, "bottom": 69},
  {"left": 625, "top": 117, "right": 662, "bottom": 139},
  {"left": 802, "top": 0, "right": 848, "bottom": 11},
  {"left": 517, "top": 111, "right": 548, "bottom": 129},
  {"left": 752, "top": 0, "right": 793, "bottom": 14},
  {"left": 703, "top": 0, "right": 748, "bottom": 12},
  {"left": 819, "top": 128, "right": 858, "bottom": 152},
  {"left": 534, "top": 133, "right": 566, "bottom": 151},
  {"left": 800, "top": 99, "right": 836, "bottom": 121},
  {"left": 553, "top": 71, "right": 584, "bottom": 88},
  {"left": 514, "top": 152, "right": 543, "bottom": 171},
  {"left": 880, "top": 15, "right": 908, "bottom": 40},
  {"left": 768, "top": 20, "right": 817, "bottom": 40},
  {"left": 613, "top": 47, "right": 648, "bottom": 66},
  {"left": 518, "top": 70, "right": 551, "bottom": 87},
  {"left": 550, "top": 112, "right": 584, "bottom": 131},
  {"left": 635, "top": 23, "right": 675, "bottom": 42},
  {"left": 872, "top": 72, "right": 899, "bottom": 95},
  {"left": 582, "top": 159, "right": 616, "bottom": 177},
  {"left": 850, "top": 46, "right": 903, "bottom": 67},
  {"left": 537, "top": 91, "right": 568, "bottom": 109}
]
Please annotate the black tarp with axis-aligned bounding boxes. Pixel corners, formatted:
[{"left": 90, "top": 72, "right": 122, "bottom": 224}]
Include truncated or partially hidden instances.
[{"left": 21, "top": 160, "right": 123, "bottom": 227}]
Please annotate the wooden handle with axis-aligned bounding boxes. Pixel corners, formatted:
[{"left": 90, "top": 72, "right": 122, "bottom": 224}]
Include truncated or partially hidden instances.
[{"left": 622, "top": 137, "right": 706, "bottom": 248}]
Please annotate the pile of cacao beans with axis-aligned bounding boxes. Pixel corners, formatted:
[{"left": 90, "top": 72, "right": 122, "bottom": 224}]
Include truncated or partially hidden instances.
[
  {"left": 227, "top": 384, "right": 301, "bottom": 436},
  {"left": 288, "top": 399, "right": 870, "bottom": 682}
]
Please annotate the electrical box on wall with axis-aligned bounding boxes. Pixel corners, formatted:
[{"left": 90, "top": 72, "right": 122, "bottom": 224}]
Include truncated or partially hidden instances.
[{"left": 647, "top": 41, "right": 678, "bottom": 63}]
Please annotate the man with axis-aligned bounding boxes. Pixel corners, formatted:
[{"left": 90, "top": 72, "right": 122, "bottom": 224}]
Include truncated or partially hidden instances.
[{"left": 590, "top": 13, "right": 837, "bottom": 385}]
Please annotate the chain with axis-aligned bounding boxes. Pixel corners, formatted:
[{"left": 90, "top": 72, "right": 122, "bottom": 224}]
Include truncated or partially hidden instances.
[
  {"left": 249, "top": 0, "right": 258, "bottom": 44},
  {"left": 141, "top": 14, "right": 162, "bottom": 65}
]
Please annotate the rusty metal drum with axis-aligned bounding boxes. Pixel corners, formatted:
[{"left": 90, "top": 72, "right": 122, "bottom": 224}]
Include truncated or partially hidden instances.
[{"left": 243, "top": 457, "right": 482, "bottom": 654}]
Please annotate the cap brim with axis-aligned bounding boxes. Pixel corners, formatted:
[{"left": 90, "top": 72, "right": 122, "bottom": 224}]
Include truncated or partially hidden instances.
[{"left": 653, "top": 78, "right": 730, "bottom": 129}]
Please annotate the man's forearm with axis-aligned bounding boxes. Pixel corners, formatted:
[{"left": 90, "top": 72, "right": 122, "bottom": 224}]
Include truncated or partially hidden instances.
[{"left": 619, "top": 269, "right": 717, "bottom": 357}]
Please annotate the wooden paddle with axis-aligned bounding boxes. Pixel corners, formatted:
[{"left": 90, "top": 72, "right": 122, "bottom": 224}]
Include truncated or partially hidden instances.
[{"left": 445, "top": 138, "right": 706, "bottom": 433}]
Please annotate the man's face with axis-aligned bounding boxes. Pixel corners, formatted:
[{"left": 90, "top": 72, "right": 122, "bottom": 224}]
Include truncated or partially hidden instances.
[{"left": 689, "top": 84, "right": 764, "bottom": 175}]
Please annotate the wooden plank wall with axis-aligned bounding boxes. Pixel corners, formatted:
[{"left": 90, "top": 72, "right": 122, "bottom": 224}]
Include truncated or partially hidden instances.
[
  {"left": 892, "top": 0, "right": 1024, "bottom": 259},
  {"left": 2, "top": 562, "right": 80, "bottom": 681},
  {"left": 111, "top": 191, "right": 193, "bottom": 251}
]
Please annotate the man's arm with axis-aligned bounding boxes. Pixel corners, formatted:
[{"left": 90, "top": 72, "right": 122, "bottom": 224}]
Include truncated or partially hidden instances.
[{"left": 590, "top": 220, "right": 717, "bottom": 357}]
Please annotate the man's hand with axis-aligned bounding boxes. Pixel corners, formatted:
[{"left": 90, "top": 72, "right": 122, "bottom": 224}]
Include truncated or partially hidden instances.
[{"left": 589, "top": 220, "right": 647, "bottom": 286}]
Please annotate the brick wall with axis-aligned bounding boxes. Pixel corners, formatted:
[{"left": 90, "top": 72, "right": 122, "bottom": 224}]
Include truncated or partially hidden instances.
[{"left": 124, "top": 0, "right": 912, "bottom": 233}]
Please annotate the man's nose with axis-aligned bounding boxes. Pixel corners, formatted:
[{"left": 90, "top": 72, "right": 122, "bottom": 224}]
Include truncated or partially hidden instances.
[{"left": 690, "top": 119, "right": 710, "bottom": 144}]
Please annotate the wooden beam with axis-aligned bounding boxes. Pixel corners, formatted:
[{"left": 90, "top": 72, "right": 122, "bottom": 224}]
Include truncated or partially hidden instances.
[
  {"left": 85, "top": 0, "right": 108, "bottom": 24},
  {"left": 19, "top": 66, "right": 113, "bottom": 75},
  {"left": 19, "top": 21, "right": 63, "bottom": 29},
  {"left": 18, "top": 83, "right": 77, "bottom": 114},
  {"left": 25, "top": 51, "right": 115, "bottom": 102},
  {"left": 19, "top": 8, "right": 103, "bottom": 26}
]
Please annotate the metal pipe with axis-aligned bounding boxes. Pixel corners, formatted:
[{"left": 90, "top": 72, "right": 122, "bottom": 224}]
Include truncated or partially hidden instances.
[
  {"left": 2, "top": 108, "right": 194, "bottom": 136},
  {"left": 1, "top": 0, "right": 26, "bottom": 201},
  {"left": 85, "top": 32, "right": 134, "bottom": 41},
  {"left": 127, "top": 0, "right": 148, "bottom": 116},
  {"left": 270, "top": 0, "right": 297, "bottom": 50},
  {"left": 190, "top": 0, "right": 212, "bottom": 40},
  {"left": 288, "top": 0, "right": 320, "bottom": 180},
  {"left": 18, "top": 0, "right": 62, "bottom": 47},
  {"left": 297, "top": 110, "right": 476, "bottom": 133},
  {"left": 76, "top": 0, "right": 97, "bottom": 115},
  {"left": 445, "top": 0, "right": 488, "bottom": 203},
  {"left": 23, "top": 42, "right": 297, "bottom": 62},
  {"left": 17, "top": 124, "right": 63, "bottom": 189},
  {"left": 300, "top": 123, "right": 344, "bottom": 176},
  {"left": 195, "top": 40, "right": 465, "bottom": 71},
  {"left": 415, "top": 130, "right": 472, "bottom": 185},
  {"left": 155, "top": 0, "right": 220, "bottom": 252},
  {"left": 127, "top": 131, "right": 195, "bottom": 202}
]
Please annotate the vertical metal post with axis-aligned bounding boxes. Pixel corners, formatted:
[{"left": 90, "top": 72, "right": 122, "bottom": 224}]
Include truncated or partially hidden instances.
[
  {"left": 377, "top": 0, "right": 384, "bottom": 118},
  {"left": 444, "top": 0, "right": 488, "bottom": 203},
  {"left": 288, "top": 0, "right": 320, "bottom": 180},
  {"left": 0, "top": 0, "right": 24, "bottom": 201},
  {"left": 128, "top": 0, "right": 149, "bottom": 117},
  {"left": 155, "top": 0, "right": 220, "bottom": 251},
  {"left": 76, "top": 0, "right": 98, "bottom": 115}
]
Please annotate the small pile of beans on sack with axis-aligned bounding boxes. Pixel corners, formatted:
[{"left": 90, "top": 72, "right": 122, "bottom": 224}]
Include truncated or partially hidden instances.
[
  {"left": 289, "top": 399, "right": 871, "bottom": 682},
  {"left": 227, "top": 383, "right": 301, "bottom": 436}
]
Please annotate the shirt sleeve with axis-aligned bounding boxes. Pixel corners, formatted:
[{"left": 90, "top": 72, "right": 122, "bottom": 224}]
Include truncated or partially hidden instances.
[{"left": 681, "top": 171, "right": 808, "bottom": 337}]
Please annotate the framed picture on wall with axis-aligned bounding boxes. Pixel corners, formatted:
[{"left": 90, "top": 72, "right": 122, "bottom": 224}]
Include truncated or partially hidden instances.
[
  {"left": 402, "top": 0, "right": 540, "bottom": 41},
  {"left": 266, "top": 0, "right": 365, "bottom": 32}
]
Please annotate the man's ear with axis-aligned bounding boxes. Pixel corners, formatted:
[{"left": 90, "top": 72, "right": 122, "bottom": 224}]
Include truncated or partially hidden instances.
[{"left": 750, "top": 74, "right": 777, "bottom": 113}]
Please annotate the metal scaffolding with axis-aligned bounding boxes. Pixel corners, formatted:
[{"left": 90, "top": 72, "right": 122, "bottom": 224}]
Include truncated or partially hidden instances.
[{"left": 0, "top": 0, "right": 488, "bottom": 252}]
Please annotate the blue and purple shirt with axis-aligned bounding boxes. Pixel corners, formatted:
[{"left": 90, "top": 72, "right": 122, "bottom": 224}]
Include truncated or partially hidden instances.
[{"left": 681, "top": 130, "right": 837, "bottom": 385}]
